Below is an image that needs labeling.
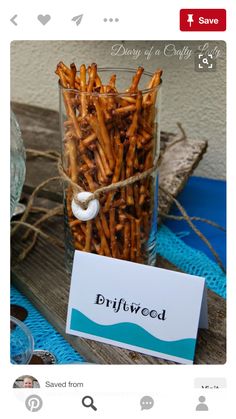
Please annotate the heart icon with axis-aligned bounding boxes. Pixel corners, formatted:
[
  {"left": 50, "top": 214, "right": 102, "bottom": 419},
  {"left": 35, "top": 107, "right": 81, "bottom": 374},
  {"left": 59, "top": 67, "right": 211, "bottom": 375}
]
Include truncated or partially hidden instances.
[{"left": 37, "top": 14, "right": 51, "bottom": 25}]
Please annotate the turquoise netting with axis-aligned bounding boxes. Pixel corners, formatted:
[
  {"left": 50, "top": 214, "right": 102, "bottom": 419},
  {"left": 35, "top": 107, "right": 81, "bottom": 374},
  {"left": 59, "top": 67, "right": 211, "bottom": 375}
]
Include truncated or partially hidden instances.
[
  {"left": 156, "top": 225, "right": 226, "bottom": 299},
  {"left": 11, "top": 287, "right": 86, "bottom": 364}
]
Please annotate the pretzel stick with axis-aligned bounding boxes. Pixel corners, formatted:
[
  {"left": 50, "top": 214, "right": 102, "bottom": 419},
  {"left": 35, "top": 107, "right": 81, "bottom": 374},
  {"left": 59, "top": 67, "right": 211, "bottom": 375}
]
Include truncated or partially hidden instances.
[
  {"left": 100, "top": 211, "right": 110, "bottom": 239},
  {"left": 93, "top": 97, "right": 115, "bottom": 169},
  {"left": 58, "top": 61, "right": 80, "bottom": 85},
  {"left": 120, "top": 165, "right": 126, "bottom": 206},
  {"left": 109, "top": 208, "right": 117, "bottom": 257},
  {"left": 74, "top": 239, "right": 84, "bottom": 251},
  {"left": 74, "top": 228, "right": 85, "bottom": 243},
  {"left": 123, "top": 211, "right": 136, "bottom": 222},
  {"left": 126, "top": 136, "right": 137, "bottom": 205},
  {"left": 134, "top": 183, "right": 141, "bottom": 218},
  {"left": 97, "top": 142, "right": 113, "bottom": 177},
  {"left": 74, "top": 226, "right": 86, "bottom": 244},
  {"left": 133, "top": 152, "right": 140, "bottom": 170},
  {"left": 119, "top": 96, "right": 136, "bottom": 105},
  {"left": 69, "top": 63, "right": 77, "bottom": 88},
  {"left": 104, "top": 142, "right": 124, "bottom": 212},
  {"left": 78, "top": 223, "right": 86, "bottom": 235},
  {"left": 69, "top": 219, "right": 81, "bottom": 228},
  {"left": 87, "top": 115, "right": 112, "bottom": 169},
  {"left": 83, "top": 169, "right": 97, "bottom": 192},
  {"left": 56, "top": 64, "right": 75, "bottom": 88},
  {"left": 135, "top": 219, "right": 141, "bottom": 262},
  {"left": 139, "top": 150, "right": 154, "bottom": 205},
  {"left": 104, "top": 85, "right": 117, "bottom": 113},
  {"left": 79, "top": 132, "right": 97, "bottom": 153},
  {"left": 139, "top": 116, "right": 153, "bottom": 135},
  {"left": 123, "top": 222, "right": 130, "bottom": 260},
  {"left": 143, "top": 68, "right": 162, "bottom": 104},
  {"left": 129, "top": 67, "right": 144, "bottom": 93},
  {"left": 57, "top": 62, "right": 71, "bottom": 80},
  {"left": 95, "top": 217, "right": 111, "bottom": 256},
  {"left": 140, "top": 128, "right": 151, "bottom": 141},
  {"left": 56, "top": 68, "right": 83, "bottom": 139},
  {"left": 149, "top": 69, "right": 162, "bottom": 88},
  {"left": 80, "top": 64, "right": 88, "bottom": 117},
  {"left": 87, "top": 63, "right": 97, "bottom": 92},
  {"left": 95, "top": 150, "right": 108, "bottom": 184},
  {"left": 144, "top": 70, "right": 162, "bottom": 127},
  {"left": 113, "top": 104, "right": 136, "bottom": 115},
  {"left": 63, "top": 130, "right": 78, "bottom": 183},
  {"left": 112, "top": 198, "right": 126, "bottom": 208},
  {"left": 109, "top": 74, "right": 117, "bottom": 90},
  {"left": 82, "top": 153, "right": 96, "bottom": 170},
  {"left": 113, "top": 127, "right": 122, "bottom": 154},
  {"left": 130, "top": 218, "right": 136, "bottom": 261},
  {"left": 93, "top": 240, "right": 104, "bottom": 255},
  {"left": 99, "top": 85, "right": 112, "bottom": 121},
  {"left": 95, "top": 73, "right": 102, "bottom": 89},
  {"left": 109, "top": 127, "right": 114, "bottom": 152},
  {"left": 114, "top": 142, "right": 124, "bottom": 178},
  {"left": 127, "top": 92, "right": 142, "bottom": 137},
  {"left": 84, "top": 220, "right": 92, "bottom": 252},
  {"left": 66, "top": 187, "right": 74, "bottom": 219}
]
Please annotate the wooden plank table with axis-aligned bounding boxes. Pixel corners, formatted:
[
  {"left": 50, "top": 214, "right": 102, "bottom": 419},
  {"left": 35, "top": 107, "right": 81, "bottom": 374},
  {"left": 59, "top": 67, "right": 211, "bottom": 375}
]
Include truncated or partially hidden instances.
[{"left": 11, "top": 103, "right": 226, "bottom": 364}]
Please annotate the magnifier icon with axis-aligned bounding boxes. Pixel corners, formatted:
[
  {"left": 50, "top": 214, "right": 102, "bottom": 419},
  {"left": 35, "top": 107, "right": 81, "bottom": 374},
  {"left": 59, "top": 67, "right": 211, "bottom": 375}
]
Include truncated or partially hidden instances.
[{"left": 82, "top": 395, "right": 97, "bottom": 411}]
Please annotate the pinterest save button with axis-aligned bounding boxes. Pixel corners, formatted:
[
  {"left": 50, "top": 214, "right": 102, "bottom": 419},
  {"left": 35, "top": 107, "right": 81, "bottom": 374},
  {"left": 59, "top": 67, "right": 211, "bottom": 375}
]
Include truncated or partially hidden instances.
[{"left": 180, "top": 9, "right": 226, "bottom": 31}]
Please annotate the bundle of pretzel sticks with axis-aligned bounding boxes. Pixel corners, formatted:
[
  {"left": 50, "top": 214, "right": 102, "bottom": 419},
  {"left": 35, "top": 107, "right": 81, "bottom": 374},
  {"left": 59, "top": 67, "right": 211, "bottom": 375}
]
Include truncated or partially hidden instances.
[{"left": 55, "top": 62, "right": 162, "bottom": 263}]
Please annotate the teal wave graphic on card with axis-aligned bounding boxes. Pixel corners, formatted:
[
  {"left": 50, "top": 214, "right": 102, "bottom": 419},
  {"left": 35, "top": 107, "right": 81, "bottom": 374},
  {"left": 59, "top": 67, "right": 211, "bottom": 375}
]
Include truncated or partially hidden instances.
[{"left": 70, "top": 309, "right": 196, "bottom": 361}]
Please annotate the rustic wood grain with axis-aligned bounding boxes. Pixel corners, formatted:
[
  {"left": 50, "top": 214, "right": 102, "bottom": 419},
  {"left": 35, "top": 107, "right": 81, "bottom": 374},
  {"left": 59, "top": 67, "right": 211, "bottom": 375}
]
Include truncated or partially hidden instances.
[
  {"left": 11, "top": 103, "right": 225, "bottom": 364},
  {"left": 158, "top": 135, "right": 208, "bottom": 216}
]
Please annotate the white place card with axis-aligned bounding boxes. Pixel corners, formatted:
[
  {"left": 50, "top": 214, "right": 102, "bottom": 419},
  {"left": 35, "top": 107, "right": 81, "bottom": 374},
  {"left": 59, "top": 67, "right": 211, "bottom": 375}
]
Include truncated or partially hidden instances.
[{"left": 66, "top": 251, "right": 208, "bottom": 364}]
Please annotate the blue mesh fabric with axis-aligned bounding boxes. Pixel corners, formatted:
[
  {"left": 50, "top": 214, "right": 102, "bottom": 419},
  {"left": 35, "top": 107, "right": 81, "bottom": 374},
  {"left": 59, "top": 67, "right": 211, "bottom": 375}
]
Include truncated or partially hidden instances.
[
  {"left": 156, "top": 225, "right": 226, "bottom": 299},
  {"left": 10, "top": 287, "right": 85, "bottom": 364}
]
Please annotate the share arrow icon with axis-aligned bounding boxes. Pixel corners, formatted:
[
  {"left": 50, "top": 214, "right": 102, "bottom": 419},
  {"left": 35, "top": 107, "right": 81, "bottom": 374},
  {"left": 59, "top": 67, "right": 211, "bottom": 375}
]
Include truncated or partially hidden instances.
[
  {"left": 71, "top": 14, "right": 83, "bottom": 26},
  {"left": 10, "top": 14, "right": 18, "bottom": 26}
]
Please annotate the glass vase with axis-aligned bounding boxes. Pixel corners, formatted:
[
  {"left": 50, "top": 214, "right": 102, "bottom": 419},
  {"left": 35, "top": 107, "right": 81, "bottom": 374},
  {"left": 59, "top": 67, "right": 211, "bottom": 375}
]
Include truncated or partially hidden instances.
[
  {"left": 10, "top": 110, "right": 26, "bottom": 218},
  {"left": 58, "top": 67, "right": 161, "bottom": 272},
  {"left": 10, "top": 316, "right": 34, "bottom": 364}
]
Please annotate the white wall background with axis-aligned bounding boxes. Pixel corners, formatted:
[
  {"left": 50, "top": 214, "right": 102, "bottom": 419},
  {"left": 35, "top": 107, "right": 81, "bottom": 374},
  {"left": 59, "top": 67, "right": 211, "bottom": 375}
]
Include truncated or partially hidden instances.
[{"left": 11, "top": 40, "right": 226, "bottom": 179}]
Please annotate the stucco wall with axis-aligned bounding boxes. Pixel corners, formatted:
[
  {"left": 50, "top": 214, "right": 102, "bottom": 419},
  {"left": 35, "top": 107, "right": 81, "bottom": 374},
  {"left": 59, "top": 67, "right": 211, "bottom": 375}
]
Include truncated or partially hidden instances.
[{"left": 11, "top": 40, "right": 226, "bottom": 179}]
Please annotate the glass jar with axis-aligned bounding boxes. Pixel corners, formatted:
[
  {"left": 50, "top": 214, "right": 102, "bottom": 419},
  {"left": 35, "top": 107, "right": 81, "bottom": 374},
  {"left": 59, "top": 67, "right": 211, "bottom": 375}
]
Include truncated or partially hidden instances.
[
  {"left": 10, "top": 316, "right": 34, "bottom": 364},
  {"left": 58, "top": 67, "right": 161, "bottom": 272},
  {"left": 10, "top": 110, "right": 26, "bottom": 218}
]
